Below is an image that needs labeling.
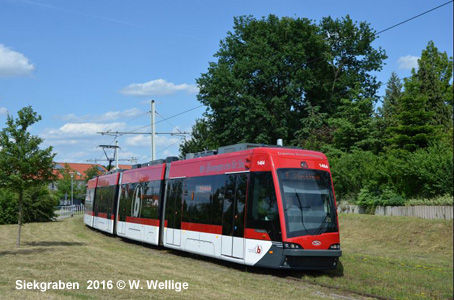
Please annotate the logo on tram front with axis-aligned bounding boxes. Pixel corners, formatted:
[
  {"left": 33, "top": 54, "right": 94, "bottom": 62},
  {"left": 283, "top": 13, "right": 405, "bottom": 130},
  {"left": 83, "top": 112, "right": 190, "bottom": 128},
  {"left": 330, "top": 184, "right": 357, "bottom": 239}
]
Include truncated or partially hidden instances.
[
  {"left": 312, "top": 240, "right": 322, "bottom": 246},
  {"left": 255, "top": 245, "right": 263, "bottom": 254}
]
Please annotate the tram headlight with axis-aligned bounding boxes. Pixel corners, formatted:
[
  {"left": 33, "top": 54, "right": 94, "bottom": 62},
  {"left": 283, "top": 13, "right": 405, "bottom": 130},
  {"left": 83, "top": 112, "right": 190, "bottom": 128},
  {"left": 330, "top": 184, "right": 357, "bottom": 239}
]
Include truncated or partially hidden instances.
[
  {"left": 284, "top": 242, "right": 302, "bottom": 249},
  {"left": 329, "top": 244, "right": 341, "bottom": 250}
]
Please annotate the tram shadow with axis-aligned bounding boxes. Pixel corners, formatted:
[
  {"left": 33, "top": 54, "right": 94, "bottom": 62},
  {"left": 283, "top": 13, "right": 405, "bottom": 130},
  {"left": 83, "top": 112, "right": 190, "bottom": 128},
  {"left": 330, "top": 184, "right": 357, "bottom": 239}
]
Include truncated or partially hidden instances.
[{"left": 25, "top": 241, "right": 86, "bottom": 247}]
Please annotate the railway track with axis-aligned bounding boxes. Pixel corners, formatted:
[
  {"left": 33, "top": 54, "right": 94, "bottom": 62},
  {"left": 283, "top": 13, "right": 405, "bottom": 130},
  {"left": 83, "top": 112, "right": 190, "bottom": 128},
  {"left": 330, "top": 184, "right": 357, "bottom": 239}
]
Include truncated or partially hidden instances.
[{"left": 280, "top": 274, "right": 396, "bottom": 300}]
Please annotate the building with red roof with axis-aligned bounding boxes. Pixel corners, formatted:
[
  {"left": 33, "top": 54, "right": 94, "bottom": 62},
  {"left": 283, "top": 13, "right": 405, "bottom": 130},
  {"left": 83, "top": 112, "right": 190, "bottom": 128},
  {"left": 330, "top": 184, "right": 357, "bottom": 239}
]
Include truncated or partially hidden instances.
[{"left": 50, "top": 162, "right": 108, "bottom": 205}]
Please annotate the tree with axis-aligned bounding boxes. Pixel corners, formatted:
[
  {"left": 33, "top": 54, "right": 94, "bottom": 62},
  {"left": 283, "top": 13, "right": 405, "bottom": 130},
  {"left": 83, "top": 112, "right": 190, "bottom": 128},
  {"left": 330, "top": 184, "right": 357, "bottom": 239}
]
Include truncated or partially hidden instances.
[
  {"left": 0, "top": 106, "right": 56, "bottom": 247},
  {"left": 387, "top": 78, "right": 437, "bottom": 152},
  {"left": 84, "top": 165, "right": 104, "bottom": 182},
  {"left": 293, "top": 101, "right": 332, "bottom": 151},
  {"left": 379, "top": 72, "right": 402, "bottom": 127},
  {"left": 55, "top": 164, "right": 85, "bottom": 203},
  {"left": 180, "top": 118, "right": 218, "bottom": 157},
  {"left": 184, "top": 14, "right": 386, "bottom": 153},
  {"left": 329, "top": 86, "right": 378, "bottom": 152},
  {"left": 387, "top": 41, "right": 452, "bottom": 152},
  {"left": 416, "top": 41, "right": 453, "bottom": 129}
]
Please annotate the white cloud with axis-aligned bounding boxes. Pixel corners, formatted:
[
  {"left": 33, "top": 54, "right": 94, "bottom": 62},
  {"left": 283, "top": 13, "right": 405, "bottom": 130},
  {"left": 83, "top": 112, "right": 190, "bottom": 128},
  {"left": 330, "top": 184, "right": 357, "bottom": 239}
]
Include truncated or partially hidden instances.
[
  {"left": 60, "top": 108, "right": 143, "bottom": 123},
  {"left": 0, "top": 107, "right": 7, "bottom": 115},
  {"left": 120, "top": 79, "right": 199, "bottom": 97},
  {"left": 43, "top": 122, "right": 126, "bottom": 138},
  {"left": 39, "top": 110, "right": 183, "bottom": 163},
  {"left": 0, "top": 44, "right": 35, "bottom": 77},
  {"left": 125, "top": 134, "right": 179, "bottom": 147},
  {"left": 398, "top": 55, "right": 419, "bottom": 70}
]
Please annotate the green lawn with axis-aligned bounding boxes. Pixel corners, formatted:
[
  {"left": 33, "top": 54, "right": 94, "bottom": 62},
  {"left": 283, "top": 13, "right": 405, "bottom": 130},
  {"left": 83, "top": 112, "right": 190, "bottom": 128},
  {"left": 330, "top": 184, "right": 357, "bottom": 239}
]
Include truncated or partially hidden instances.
[
  {"left": 0, "top": 214, "right": 452, "bottom": 300},
  {"left": 301, "top": 214, "right": 453, "bottom": 300}
]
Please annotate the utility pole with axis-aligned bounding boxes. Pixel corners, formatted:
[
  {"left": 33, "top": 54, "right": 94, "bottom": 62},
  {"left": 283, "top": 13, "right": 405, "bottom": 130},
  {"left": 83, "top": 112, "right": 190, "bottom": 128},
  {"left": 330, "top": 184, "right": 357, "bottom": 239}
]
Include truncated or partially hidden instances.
[
  {"left": 150, "top": 100, "right": 156, "bottom": 161},
  {"left": 115, "top": 140, "right": 119, "bottom": 170},
  {"left": 70, "top": 172, "right": 74, "bottom": 206},
  {"left": 97, "top": 100, "right": 190, "bottom": 162}
]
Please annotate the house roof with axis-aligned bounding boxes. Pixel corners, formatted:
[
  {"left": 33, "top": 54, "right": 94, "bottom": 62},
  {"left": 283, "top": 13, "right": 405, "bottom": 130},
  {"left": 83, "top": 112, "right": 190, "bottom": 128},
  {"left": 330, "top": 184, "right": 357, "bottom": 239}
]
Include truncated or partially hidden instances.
[
  {"left": 118, "top": 164, "right": 133, "bottom": 170},
  {"left": 53, "top": 162, "right": 107, "bottom": 180}
]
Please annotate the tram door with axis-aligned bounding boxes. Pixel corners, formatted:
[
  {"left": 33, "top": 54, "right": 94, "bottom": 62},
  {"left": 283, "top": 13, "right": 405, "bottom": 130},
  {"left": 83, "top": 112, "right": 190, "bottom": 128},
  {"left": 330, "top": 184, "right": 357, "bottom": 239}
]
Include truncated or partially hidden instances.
[
  {"left": 116, "top": 185, "right": 127, "bottom": 236},
  {"left": 221, "top": 173, "right": 248, "bottom": 258},
  {"left": 165, "top": 179, "right": 184, "bottom": 246}
]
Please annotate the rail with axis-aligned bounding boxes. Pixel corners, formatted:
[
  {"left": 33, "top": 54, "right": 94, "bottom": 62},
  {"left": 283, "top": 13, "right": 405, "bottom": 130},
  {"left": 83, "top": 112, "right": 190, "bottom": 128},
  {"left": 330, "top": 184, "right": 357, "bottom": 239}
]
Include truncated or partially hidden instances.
[{"left": 55, "top": 204, "right": 85, "bottom": 219}]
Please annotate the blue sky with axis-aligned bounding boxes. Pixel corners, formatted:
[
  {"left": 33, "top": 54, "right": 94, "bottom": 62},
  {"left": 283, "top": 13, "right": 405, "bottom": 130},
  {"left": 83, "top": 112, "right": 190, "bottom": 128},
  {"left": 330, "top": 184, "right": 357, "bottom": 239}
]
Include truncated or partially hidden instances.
[{"left": 0, "top": 0, "right": 452, "bottom": 165}]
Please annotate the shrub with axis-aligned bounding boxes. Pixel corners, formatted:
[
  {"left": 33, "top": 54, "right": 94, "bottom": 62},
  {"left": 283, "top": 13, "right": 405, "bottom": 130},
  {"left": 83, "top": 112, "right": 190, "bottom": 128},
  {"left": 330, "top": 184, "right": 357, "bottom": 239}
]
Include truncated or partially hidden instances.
[
  {"left": 0, "top": 186, "right": 58, "bottom": 224},
  {"left": 403, "top": 142, "right": 453, "bottom": 198},
  {"left": 377, "top": 188, "right": 405, "bottom": 206},
  {"left": 406, "top": 194, "right": 453, "bottom": 206},
  {"left": 0, "top": 189, "right": 18, "bottom": 224},
  {"left": 328, "top": 149, "right": 385, "bottom": 201}
]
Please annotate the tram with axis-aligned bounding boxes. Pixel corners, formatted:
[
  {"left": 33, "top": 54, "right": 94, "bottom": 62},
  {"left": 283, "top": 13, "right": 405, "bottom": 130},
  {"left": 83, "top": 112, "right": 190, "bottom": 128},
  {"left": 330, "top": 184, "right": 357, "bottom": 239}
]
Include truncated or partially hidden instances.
[{"left": 84, "top": 143, "right": 341, "bottom": 269}]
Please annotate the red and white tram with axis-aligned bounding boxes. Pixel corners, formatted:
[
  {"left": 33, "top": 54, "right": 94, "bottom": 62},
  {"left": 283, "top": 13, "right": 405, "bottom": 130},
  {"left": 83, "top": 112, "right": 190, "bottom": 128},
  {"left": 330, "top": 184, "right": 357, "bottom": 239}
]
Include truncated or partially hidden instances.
[{"left": 84, "top": 144, "right": 342, "bottom": 269}]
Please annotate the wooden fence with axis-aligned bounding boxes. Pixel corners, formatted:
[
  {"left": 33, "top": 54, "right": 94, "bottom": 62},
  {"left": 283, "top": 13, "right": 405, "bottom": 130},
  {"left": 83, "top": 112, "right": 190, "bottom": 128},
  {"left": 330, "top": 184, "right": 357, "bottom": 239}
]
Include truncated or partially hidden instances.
[{"left": 338, "top": 204, "right": 453, "bottom": 220}]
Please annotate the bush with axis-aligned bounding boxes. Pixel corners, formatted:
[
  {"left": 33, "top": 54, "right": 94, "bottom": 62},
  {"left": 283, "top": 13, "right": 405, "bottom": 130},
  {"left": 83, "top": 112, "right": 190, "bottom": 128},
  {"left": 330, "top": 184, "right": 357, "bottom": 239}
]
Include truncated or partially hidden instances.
[
  {"left": 0, "top": 189, "right": 18, "bottom": 224},
  {"left": 355, "top": 187, "right": 405, "bottom": 210},
  {"left": 327, "top": 149, "right": 386, "bottom": 201},
  {"left": 378, "top": 188, "right": 405, "bottom": 206},
  {"left": 329, "top": 142, "right": 453, "bottom": 204},
  {"left": 0, "top": 186, "right": 58, "bottom": 224},
  {"left": 406, "top": 194, "right": 453, "bottom": 206},
  {"left": 403, "top": 142, "right": 453, "bottom": 198}
]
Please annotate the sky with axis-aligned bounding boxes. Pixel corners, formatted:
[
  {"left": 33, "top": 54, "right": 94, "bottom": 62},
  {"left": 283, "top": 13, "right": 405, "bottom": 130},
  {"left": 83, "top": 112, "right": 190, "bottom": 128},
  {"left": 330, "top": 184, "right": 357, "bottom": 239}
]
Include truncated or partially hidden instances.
[{"left": 0, "top": 0, "right": 452, "bottom": 166}]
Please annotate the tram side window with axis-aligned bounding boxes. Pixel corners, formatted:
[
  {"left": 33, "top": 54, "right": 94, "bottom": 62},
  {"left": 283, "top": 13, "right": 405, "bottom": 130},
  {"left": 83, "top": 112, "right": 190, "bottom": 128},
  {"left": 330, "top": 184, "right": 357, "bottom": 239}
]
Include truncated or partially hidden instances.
[
  {"left": 182, "top": 175, "right": 226, "bottom": 225},
  {"left": 246, "top": 172, "right": 282, "bottom": 241},
  {"left": 95, "top": 185, "right": 117, "bottom": 216},
  {"left": 211, "top": 175, "right": 225, "bottom": 226},
  {"left": 94, "top": 187, "right": 103, "bottom": 213},
  {"left": 95, "top": 186, "right": 111, "bottom": 214},
  {"left": 166, "top": 179, "right": 184, "bottom": 229},
  {"left": 140, "top": 181, "right": 161, "bottom": 220},
  {"left": 118, "top": 183, "right": 133, "bottom": 221},
  {"left": 109, "top": 185, "right": 117, "bottom": 214},
  {"left": 85, "top": 189, "right": 94, "bottom": 212},
  {"left": 183, "top": 176, "right": 212, "bottom": 224}
]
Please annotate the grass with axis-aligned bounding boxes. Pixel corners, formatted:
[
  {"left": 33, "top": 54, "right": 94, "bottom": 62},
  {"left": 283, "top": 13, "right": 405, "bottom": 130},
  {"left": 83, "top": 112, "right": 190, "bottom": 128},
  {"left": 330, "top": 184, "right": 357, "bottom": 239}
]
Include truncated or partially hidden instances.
[
  {"left": 303, "top": 214, "right": 453, "bottom": 300},
  {"left": 0, "top": 214, "right": 452, "bottom": 300}
]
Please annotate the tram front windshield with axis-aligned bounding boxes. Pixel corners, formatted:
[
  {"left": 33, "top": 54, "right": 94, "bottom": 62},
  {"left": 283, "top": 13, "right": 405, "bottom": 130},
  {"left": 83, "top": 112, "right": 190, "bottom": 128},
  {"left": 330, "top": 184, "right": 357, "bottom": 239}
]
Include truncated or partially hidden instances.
[{"left": 277, "top": 169, "right": 338, "bottom": 238}]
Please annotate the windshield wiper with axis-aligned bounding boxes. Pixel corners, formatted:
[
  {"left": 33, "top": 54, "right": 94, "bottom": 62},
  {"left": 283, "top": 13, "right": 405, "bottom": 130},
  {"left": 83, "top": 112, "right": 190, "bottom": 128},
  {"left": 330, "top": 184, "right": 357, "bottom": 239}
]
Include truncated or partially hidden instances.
[
  {"left": 314, "top": 212, "right": 332, "bottom": 236},
  {"left": 293, "top": 191, "right": 309, "bottom": 233}
]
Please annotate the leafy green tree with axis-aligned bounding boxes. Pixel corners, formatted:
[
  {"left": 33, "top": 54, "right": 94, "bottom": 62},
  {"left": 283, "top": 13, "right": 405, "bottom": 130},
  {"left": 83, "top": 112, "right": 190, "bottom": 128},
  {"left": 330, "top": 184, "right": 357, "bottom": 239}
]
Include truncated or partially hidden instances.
[
  {"left": 388, "top": 42, "right": 453, "bottom": 152},
  {"left": 328, "top": 86, "right": 379, "bottom": 152},
  {"left": 84, "top": 165, "right": 103, "bottom": 182},
  {"left": 55, "top": 163, "right": 85, "bottom": 202},
  {"left": 0, "top": 106, "right": 56, "bottom": 247},
  {"left": 180, "top": 118, "right": 218, "bottom": 157},
  {"left": 387, "top": 75, "right": 438, "bottom": 152},
  {"left": 293, "top": 101, "right": 332, "bottom": 151},
  {"left": 416, "top": 41, "right": 453, "bottom": 129},
  {"left": 378, "top": 72, "right": 402, "bottom": 128},
  {"left": 319, "top": 15, "right": 386, "bottom": 105},
  {"left": 184, "top": 14, "right": 386, "bottom": 153}
]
